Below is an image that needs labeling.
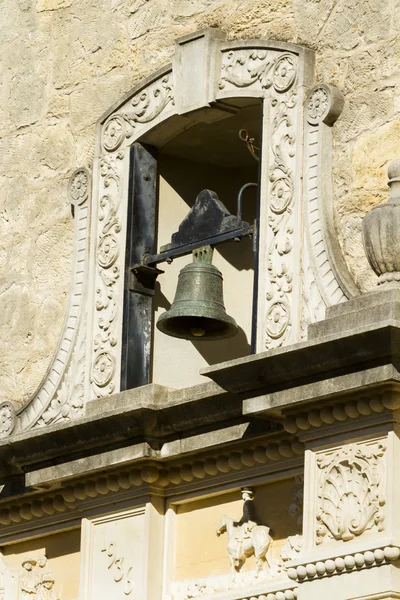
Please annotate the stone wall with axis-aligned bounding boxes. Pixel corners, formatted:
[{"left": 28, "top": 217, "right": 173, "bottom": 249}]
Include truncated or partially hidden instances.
[{"left": 1, "top": 0, "right": 399, "bottom": 406}]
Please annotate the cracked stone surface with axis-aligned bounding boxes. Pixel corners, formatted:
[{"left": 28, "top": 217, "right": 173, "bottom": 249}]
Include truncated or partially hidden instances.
[{"left": 1, "top": 0, "right": 400, "bottom": 406}]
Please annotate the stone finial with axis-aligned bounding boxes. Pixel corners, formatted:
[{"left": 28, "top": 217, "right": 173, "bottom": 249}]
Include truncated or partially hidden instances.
[{"left": 362, "top": 160, "right": 400, "bottom": 285}]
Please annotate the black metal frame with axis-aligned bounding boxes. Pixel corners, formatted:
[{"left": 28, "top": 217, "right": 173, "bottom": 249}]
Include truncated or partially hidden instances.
[{"left": 121, "top": 143, "right": 158, "bottom": 391}]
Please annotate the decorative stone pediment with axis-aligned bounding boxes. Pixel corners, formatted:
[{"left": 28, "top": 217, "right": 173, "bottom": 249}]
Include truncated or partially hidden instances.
[{"left": 6, "top": 28, "right": 358, "bottom": 431}]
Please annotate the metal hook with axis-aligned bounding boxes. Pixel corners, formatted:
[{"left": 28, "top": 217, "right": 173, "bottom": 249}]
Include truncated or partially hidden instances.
[
  {"left": 239, "top": 129, "right": 260, "bottom": 162},
  {"left": 237, "top": 182, "right": 258, "bottom": 221}
]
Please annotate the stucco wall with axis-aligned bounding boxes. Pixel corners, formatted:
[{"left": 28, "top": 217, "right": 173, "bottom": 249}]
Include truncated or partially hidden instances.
[{"left": 1, "top": 0, "right": 399, "bottom": 406}]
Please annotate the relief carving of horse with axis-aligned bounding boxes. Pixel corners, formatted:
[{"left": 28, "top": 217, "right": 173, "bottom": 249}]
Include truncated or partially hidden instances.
[{"left": 216, "top": 514, "right": 273, "bottom": 584}]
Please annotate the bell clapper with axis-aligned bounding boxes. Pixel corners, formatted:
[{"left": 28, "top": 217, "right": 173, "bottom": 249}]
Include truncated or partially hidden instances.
[{"left": 190, "top": 328, "right": 206, "bottom": 337}]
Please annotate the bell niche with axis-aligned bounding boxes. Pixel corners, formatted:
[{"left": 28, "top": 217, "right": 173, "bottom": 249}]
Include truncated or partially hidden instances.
[{"left": 122, "top": 100, "right": 261, "bottom": 390}]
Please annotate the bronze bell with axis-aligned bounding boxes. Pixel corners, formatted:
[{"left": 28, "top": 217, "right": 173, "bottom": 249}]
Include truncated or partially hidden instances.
[{"left": 156, "top": 245, "right": 238, "bottom": 341}]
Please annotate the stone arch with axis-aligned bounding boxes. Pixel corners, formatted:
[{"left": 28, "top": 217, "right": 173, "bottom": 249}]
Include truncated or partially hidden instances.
[{"left": 3, "top": 28, "right": 358, "bottom": 436}]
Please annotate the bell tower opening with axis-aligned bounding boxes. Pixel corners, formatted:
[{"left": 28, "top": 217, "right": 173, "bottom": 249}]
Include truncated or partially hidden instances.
[{"left": 122, "top": 98, "right": 262, "bottom": 390}]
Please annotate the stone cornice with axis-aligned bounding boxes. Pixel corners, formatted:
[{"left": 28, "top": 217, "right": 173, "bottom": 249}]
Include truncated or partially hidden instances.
[
  {"left": 282, "top": 389, "right": 400, "bottom": 435},
  {"left": 0, "top": 436, "right": 303, "bottom": 534},
  {"left": 203, "top": 322, "right": 400, "bottom": 397},
  {"left": 0, "top": 382, "right": 277, "bottom": 478},
  {"left": 287, "top": 546, "right": 400, "bottom": 582}
]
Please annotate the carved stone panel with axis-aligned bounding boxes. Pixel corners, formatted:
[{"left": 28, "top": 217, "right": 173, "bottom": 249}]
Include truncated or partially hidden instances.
[
  {"left": 80, "top": 508, "right": 146, "bottom": 600},
  {"left": 315, "top": 440, "right": 387, "bottom": 545},
  {"left": 264, "top": 87, "right": 299, "bottom": 349},
  {"left": 19, "top": 556, "right": 60, "bottom": 600},
  {"left": 219, "top": 49, "right": 297, "bottom": 95}
]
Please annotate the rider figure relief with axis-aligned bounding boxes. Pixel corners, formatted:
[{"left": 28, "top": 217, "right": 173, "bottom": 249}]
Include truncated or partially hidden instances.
[
  {"left": 235, "top": 488, "right": 258, "bottom": 540},
  {"left": 216, "top": 488, "right": 273, "bottom": 586}
]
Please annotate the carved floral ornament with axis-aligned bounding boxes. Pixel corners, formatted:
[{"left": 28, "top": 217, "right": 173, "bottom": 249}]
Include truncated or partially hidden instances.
[
  {"left": 219, "top": 50, "right": 297, "bottom": 92},
  {"left": 306, "top": 83, "right": 344, "bottom": 126},
  {"left": 316, "top": 441, "right": 386, "bottom": 545},
  {"left": 265, "top": 87, "right": 296, "bottom": 349},
  {"left": 69, "top": 167, "right": 90, "bottom": 206},
  {"left": 101, "top": 73, "right": 174, "bottom": 153}
]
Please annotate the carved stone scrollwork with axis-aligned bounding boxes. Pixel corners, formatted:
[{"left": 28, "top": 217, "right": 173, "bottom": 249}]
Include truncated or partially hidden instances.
[
  {"left": 0, "top": 401, "right": 15, "bottom": 438},
  {"left": 14, "top": 167, "right": 91, "bottom": 433},
  {"left": 306, "top": 83, "right": 344, "bottom": 126},
  {"left": 102, "top": 116, "right": 125, "bottom": 152},
  {"left": 93, "top": 72, "right": 175, "bottom": 397},
  {"left": 101, "top": 74, "right": 174, "bottom": 152},
  {"left": 316, "top": 441, "right": 386, "bottom": 545},
  {"left": 91, "top": 153, "right": 124, "bottom": 397},
  {"left": 219, "top": 50, "right": 297, "bottom": 93},
  {"left": 130, "top": 74, "right": 174, "bottom": 125},
  {"left": 265, "top": 91, "right": 297, "bottom": 349}
]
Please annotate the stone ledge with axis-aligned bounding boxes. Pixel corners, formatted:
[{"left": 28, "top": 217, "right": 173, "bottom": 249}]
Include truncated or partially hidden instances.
[
  {"left": 0, "top": 434, "right": 303, "bottom": 535},
  {"left": 202, "top": 323, "right": 400, "bottom": 396},
  {"left": 281, "top": 388, "right": 400, "bottom": 435},
  {"left": 0, "top": 381, "right": 276, "bottom": 478},
  {"left": 287, "top": 545, "right": 400, "bottom": 582}
]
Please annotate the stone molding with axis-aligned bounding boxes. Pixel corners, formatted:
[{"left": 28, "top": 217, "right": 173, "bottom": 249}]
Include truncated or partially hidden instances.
[
  {"left": 287, "top": 545, "right": 400, "bottom": 582},
  {"left": 282, "top": 391, "right": 399, "bottom": 434},
  {"left": 302, "top": 84, "right": 358, "bottom": 336},
  {"left": 0, "top": 438, "right": 303, "bottom": 531},
  {"left": 6, "top": 168, "right": 91, "bottom": 436},
  {"left": 229, "top": 590, "right": 297, "bottom": 600},
  {"left": 184, "top": 586, "right": 299, "bottom": 600}
]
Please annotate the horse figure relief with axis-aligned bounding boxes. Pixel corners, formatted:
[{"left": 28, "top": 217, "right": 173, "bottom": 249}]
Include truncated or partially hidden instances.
[{"left": 216, "top": 488, "right": 273, "bottom": 585}]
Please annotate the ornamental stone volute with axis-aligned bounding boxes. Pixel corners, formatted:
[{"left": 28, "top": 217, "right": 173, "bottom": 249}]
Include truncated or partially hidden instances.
[{"left": 362, "top": 160, "right": 400, "bottom": 285}]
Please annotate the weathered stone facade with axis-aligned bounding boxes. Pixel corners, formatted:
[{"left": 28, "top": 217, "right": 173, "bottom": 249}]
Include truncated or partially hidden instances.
[
  {"left": 1, "top": 0, "right": 399, "bottom": 406},
  {"left": 2, "top": 4, "right": 400, "bottom": 600}
]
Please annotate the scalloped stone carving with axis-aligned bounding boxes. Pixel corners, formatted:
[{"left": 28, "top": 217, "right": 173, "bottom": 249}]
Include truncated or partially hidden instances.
[{"left": 316, "top": 441, "right": 386, "bottom": 544}]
